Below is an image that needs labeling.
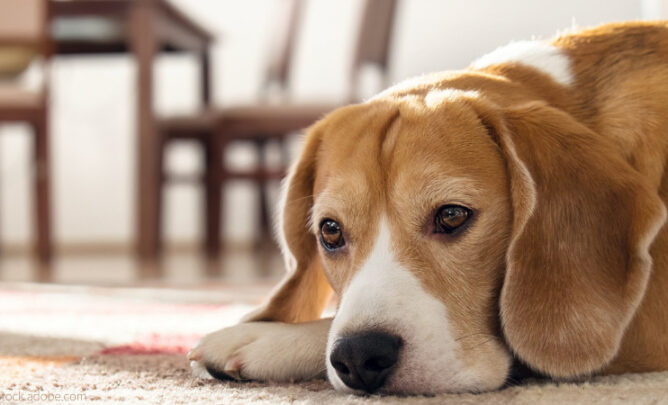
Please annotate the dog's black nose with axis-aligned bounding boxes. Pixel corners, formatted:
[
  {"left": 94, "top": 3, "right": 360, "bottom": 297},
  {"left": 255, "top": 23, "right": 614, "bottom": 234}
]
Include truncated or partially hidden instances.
[{"left": 329, "top": 331, "right": 402, "bottom": 393}]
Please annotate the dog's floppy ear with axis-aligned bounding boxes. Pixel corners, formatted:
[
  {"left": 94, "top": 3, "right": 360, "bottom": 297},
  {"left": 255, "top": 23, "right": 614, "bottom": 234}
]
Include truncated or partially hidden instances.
[
  {"left": 476, "top": 100, "right": 666, "bottom": 378},
  {"left": 244, "top": 125, "right": 333, "bottom": 323}
]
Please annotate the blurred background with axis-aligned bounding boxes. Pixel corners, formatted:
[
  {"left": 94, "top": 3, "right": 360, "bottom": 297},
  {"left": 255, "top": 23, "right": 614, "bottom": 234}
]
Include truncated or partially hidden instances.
[{"left": 0, "top": 0, "right": 666, "bottom": 287}]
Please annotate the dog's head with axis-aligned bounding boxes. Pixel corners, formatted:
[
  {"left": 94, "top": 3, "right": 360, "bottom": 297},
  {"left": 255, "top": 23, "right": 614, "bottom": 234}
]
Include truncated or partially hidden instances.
[{"left": 249, "top": 80, "right": 665, "bottom": 394}]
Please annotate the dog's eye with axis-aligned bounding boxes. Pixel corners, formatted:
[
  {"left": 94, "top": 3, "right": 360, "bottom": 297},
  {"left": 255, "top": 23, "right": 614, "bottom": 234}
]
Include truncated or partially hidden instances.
[
  {"left": 320, "top": 219, "right": 345, "bottom": 251},
  {"left": 434, "top": 205, "right": 472, "bottom": 234}
]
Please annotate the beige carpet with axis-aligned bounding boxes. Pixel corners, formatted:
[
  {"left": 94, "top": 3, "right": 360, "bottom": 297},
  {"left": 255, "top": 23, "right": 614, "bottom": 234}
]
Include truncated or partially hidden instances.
[{"left": 2, "top": 282, "right": 668, "bottom": 404}]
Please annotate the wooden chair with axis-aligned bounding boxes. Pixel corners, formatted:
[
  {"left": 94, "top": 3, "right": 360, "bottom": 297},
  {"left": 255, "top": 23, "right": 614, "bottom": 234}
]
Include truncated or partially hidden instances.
[
  {"left": 158, "top": 0, "right": 398, "bottom": 258},
  {"left": 0, "top": 0, "right": 51, "bottom": 264}
]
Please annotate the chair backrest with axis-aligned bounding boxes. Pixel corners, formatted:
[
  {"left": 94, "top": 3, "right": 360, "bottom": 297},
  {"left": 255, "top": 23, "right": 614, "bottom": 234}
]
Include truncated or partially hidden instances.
[
  {"left": 260, "top": 0, "right": 398, "bottom": 101},
  {"left": 0, "top": 0, "right": 47, "bottom": 47},
  {"left": 349, "top": 0, "right": 398, "bottom": 100},
  {"left": 262, "top": 0, "right": 303, "bottom": 94}
]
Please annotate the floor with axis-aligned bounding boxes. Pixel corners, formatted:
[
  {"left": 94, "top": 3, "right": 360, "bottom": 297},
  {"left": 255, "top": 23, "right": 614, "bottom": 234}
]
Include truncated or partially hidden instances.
[
  {"left": 3, "top": 247, "right": 668, "bottom": 403},
  {"left": 3, "top": 282, "right": 667, "bottom": 405},
  {"left": 0, "top": 245, "right": 285, "bottom": 288}
]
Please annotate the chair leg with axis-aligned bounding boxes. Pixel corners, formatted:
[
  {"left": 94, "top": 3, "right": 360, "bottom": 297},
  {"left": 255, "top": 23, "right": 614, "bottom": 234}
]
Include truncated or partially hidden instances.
[
  {"left": 204, "top": 136, "right": 224, "bottom": 259},
  {"left": 33, "top": 114, "right": 51, "bottom": 265},
  {"left": 256, "top": 139, "right": 271, "bottom": 244},
  {"left": 280, "top": 135, "right": 292, "bottom": 171},
  {"left": 155, "top": 135, "right": 166, "bottom": 254}
]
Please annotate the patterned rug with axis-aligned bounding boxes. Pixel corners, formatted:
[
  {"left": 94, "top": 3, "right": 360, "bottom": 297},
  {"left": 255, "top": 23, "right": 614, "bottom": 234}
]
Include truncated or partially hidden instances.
[{"left": 2, "top": 282, "right": 668, "bottom": 404}]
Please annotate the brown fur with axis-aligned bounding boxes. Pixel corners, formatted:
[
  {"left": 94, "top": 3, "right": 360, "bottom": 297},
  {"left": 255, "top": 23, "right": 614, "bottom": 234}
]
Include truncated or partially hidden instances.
[{"left": 249, "top": 21, "right": 668, "bottom": 382}]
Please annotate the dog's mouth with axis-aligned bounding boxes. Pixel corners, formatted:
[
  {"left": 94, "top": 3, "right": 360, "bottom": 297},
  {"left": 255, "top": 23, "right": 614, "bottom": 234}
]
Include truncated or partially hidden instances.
[
  {"left": 326, "top": 325, "right": 514, "bottom": 395},
  {"left": 505, "top": 358, "right": 547, "bottom": 386}
]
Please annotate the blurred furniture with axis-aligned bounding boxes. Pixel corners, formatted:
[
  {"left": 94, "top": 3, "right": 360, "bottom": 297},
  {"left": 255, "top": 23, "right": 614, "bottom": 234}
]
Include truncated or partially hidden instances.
[
  {"left": 49, "top": 0, "right": 214, "bottom": 261},
  {"left": 0, "top": 0, "right": 51, "bottom": 263},
  {"left": 158, "top": 0, "right": 398, "bottom": 258}
]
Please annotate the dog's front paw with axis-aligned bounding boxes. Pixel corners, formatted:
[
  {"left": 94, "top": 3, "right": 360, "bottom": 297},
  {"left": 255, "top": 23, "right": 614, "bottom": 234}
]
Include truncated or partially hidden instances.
[{"left": 188, "top": 320, "right": 330, "bottom": 382}]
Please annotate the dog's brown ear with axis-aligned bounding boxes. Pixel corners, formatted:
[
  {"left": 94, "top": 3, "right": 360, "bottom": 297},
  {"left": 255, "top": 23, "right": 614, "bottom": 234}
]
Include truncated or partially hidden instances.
[
  {"left": 477, "top": 101, "right": 666, "bottom": 378},
  {"left": 244, "top": 125, "right": 333, "bottom": 323}
]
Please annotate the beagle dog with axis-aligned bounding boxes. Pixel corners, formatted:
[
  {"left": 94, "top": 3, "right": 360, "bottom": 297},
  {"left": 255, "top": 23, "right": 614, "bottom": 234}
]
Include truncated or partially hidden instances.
[{"left": 188, "top": 21, "right": 668, "bottom": 394}]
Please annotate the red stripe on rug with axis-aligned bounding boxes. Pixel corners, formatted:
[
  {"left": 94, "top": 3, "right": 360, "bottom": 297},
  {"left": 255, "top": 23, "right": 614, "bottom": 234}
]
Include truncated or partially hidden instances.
[{"left": 99, "top": 333, "right": 202, "bottom": 355}]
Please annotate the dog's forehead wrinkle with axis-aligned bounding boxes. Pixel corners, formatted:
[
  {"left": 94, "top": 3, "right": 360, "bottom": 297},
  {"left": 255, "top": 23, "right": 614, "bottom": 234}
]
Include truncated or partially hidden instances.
[
  {"left": 378, "top": 112, "right": 403, "bottom": 174},
  {"left": 311, "top": 173, "right": 381, "bottom": 235},
  {"left": 396, "top": 174, "right": 482, "bottom": 201},
  {"left": 315, "top": 174, "right": 372, "bottom": 204},
  {"left": 323, "top": 100, "right": 399, "bottom": 152}
]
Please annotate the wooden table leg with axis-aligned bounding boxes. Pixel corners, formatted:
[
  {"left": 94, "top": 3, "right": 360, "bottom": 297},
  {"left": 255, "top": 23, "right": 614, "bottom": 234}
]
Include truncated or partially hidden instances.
[
  {"left": 34, "top": 109, "right": 52, "bottom": 265},
  {"left": 34, "top": 111, "right": 53, "bottom": 284},
  {"left": 130, "top": 1, "right": 160, "bottom": 261},
  {"left": 200, "top": 49, "right": 211, "bottom": 107},
  {"left": 204, "top": 135, "right": 223, "bottom": 259},
  {"left": 199, "top": 46, "right": 218, "bottom": 258},
  {"left": 255, "top": 139, "right": 270, "bottom": 247}
]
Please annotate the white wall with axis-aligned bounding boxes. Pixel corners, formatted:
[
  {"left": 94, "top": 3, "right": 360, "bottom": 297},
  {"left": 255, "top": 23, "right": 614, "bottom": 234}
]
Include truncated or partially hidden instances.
[{"left": 0, "top": 0, "right": 659, "bottom": 247}]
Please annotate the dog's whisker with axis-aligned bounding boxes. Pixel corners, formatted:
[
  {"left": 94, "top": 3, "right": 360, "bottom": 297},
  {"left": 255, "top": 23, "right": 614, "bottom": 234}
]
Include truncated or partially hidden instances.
[
  {"left": 305, "top": 366, "right": 330, "bottom": 381},
  {"left": 454, "top": 332, "right": 497, "bottom": 342},
  {"left": 504, "top": 375, "right": 522, "bottom": 387},
  {"left": 284, "top": 194, "right": 315, "bottom": 205},
  {"left": 459, "top": 337, "right": 497, "bottom": 351}
]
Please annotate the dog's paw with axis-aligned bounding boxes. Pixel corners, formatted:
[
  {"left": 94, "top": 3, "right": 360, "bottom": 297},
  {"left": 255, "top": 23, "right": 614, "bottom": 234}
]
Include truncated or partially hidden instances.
[{"left": 187, "top": 320, "right": 330, "bottom": 382}]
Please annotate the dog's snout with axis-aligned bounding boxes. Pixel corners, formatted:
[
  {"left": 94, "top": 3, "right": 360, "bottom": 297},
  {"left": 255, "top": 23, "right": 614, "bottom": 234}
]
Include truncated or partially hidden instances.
[{"left": 329, "top": 331, "right": 402, "bottom": 393}]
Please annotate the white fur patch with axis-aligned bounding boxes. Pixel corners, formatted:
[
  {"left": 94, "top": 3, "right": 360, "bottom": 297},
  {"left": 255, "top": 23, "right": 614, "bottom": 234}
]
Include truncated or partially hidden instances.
[
  {"left": 326, "top": 219, "right": 493, "bottom": 394},
  {"left": 424, "top": 89, "right": 480, "bottom": 108},
  {"left": 471, "top": 40, "right": 573, "bottom": 87}
]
